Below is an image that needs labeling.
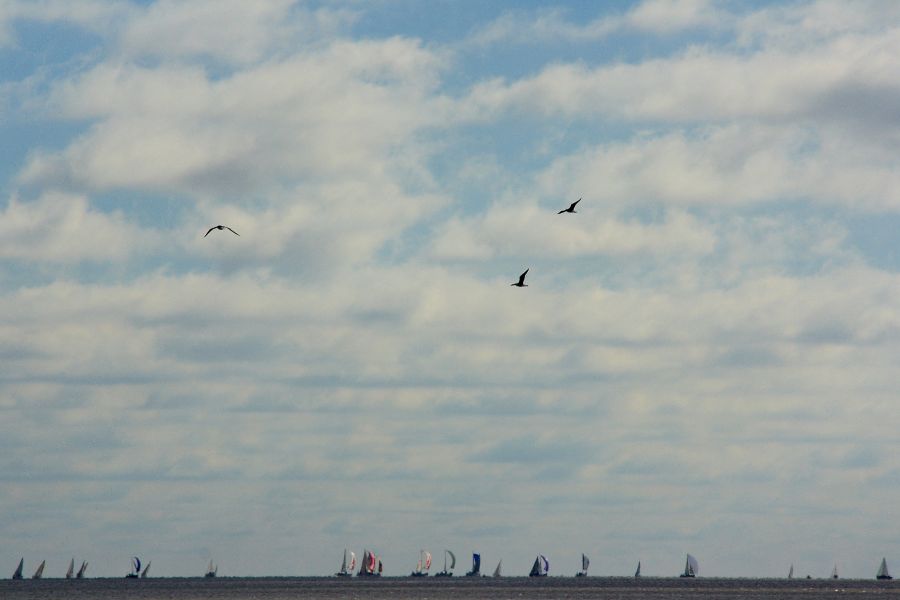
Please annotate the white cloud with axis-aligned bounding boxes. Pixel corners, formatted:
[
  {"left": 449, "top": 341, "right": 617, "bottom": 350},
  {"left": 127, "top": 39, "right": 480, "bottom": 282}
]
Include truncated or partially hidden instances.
[
  {"left": 119, "top": 0, "right": 356, "bottom": 66},
  {"left": 429, "top": 205, "right": 715, "bottom": 261},
  {"left": 0, "top": 192, "right": 156, "bottom": 264}
]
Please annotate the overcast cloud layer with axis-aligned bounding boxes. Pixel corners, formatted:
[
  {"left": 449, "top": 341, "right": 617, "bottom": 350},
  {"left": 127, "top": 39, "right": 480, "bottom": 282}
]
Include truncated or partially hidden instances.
[{"left": 3, "top": 0, "right": 900, "bottom": 579}]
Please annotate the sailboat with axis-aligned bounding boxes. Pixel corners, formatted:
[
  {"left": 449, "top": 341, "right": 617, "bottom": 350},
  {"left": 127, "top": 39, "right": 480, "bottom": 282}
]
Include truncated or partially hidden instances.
[
  {"left": 66, "top": 558, "right": 75, "bottom": 579},
  {"left": 32, "top": 560, "right": 45, "bottom": 579},
  {"left": 141, "top": 561, "right": 151, "bottom": 578},
  {"left": 126, "top": 557, "right": 141, "bottom": 578},
  {"left": 831, "top": 563, "right": 839, "bottom": 580},
  {"left": 576, "top": 553, "right": 589, "bottom": 577},
  {"left": 877, "top": 557, "right": 893, "bottom": 580},
  {"left": 529, "top": 555, "right": 549, "bottom": 577},
  {"left": 492, "top": 560, "right": 502, "bottom": 578},
  {"left": 410, "top": 550, "right": 431, "bottom": 577},
  {"left": 788, "top": 564, "right": 793, "bottom": 579},
  {"left": 336, "top": 549, "right": 356, "bottom": 577},
  {"left": 204, "top": 560, "right": 217, "bottom": 578},
  {"left": 76, "top": 561, "right": 88, "bottom": 579},
  {"left": 634, "top": 561, "right": 641, "bottom": 578},
  {"left": 357, "top": 550, "right": 381, "bottom": 577},
  {"left": 434, "top": 550, "right": 456, "bottom": 577},
  {"left": 466, "top": 553, "right": 481, "bottom": 577},
  {"left": 12, "top": 558, "right": 24, "bottom": 580},
  {"left": 679, "top": 554, "right": 698, "bottom": 578}
]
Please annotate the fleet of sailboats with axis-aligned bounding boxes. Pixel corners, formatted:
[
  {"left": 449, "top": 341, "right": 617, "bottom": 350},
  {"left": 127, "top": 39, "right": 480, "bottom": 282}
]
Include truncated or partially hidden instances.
[{"left": 8, "top": 552, "right": 900, "bottom": 579}]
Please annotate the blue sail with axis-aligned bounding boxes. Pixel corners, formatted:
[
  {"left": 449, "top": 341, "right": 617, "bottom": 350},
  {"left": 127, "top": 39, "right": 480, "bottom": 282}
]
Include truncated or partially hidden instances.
[
  {"left": 133, "top": 557, "right": 141, "bottom": 573},
  {"left": 473, "top": 554, "right": 480, "bottom": 571}
]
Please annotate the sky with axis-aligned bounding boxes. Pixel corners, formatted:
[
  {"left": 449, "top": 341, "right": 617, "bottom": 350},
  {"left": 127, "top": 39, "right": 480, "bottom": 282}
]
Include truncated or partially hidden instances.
[{"left": 3, "top": 0, "right": 900, "bottom": 579}]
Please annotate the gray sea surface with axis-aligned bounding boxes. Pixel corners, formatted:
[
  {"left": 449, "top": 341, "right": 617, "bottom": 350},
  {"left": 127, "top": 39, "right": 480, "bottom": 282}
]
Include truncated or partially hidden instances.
[{"left": 2, "top": 577, "right": 900, "bottom": 600}]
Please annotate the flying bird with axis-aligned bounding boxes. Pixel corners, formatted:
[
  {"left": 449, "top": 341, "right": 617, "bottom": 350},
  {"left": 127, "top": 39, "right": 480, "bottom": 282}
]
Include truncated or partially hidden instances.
[
  {"left": 557, "top": 198, "right": 581, "bottom": 214},
  {"left": 204, "top": 225, "right": 240, "bottom": 237},
  {"left": 511, "top": 268, "right": 529, "bottom": 287}
]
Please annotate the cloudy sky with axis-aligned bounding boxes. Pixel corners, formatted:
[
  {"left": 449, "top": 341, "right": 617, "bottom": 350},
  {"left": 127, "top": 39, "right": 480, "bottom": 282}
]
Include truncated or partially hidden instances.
[{"left": 3, "top": 0, "right": 900, "bottom": 579}]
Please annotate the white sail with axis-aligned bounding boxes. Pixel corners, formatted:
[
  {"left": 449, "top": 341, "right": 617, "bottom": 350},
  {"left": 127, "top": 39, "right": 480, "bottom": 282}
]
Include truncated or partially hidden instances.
[
  {"left": 831, "top": 563, "right": 838, "bottom": 579},
  {"left": 492, "top": 560, "right": 502, "bottom": 577},
  {"left": 878, "top": 558, "right": 891, "bottom": 578},
  {"left": 32, "top": 560, "right": 45, "bottom": 579},
  {"left": 66, "top": 558, "right": 74, "bottom": 579},
  {"left": 582, "top": 553, "right": 590, "bottom": 573},
  {"left": 339, "top": 550, "right": 348, "bottom": 574},
  {"left": 684, "top": 554, "right": 699, "bottom": 577},
  {"left": 141, "top": 561, "right": 151, "bottom": 578},
  {"left": 446, "top": 550, "right": 456, "bottom": 570},
  {"left": 13, "top": 557, "right": 24, "bottom": 579},
  {"left": 635, "top": 561, "right": 641, "bottom": 577},
  {"left": 788, "top": 564, "right": 793, "bottom": 579},
  {"left": 76, "top": 561, "right": 88, "bottom": 579}
]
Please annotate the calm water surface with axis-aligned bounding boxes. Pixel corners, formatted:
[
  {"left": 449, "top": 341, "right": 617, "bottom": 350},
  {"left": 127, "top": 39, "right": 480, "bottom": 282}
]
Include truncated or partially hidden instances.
[{"left": 3, "top": 577, "right": 900, "bottom": 600}]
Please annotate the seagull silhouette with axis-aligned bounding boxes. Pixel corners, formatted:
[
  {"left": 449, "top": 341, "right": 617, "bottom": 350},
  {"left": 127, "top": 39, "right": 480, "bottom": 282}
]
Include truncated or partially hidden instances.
[
  {"left": 557, "top": 198, "right": 581, "bottom": 214},
  {"left": 204, "top": 225, "right": 240, "bottom": 237},
  {"left": 511, "top": 268, "right": 529, "bottom": 287}
]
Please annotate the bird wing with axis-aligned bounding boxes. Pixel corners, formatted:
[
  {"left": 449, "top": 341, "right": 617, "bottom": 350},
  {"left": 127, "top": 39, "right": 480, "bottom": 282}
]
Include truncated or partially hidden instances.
[
  {"left": 204, "top": 227, "right": 216, "bottom": 237},
  {"left": 572, "top": 198, "right": 581, "bottom": 208},
  {"left": 225, "top": 227, "right": 240, "bottom": 236},
  {"left": 519, "top": 269, "right": 529, "bottom": 284},
  {"left": 557, "top": 208, "right": 567, "bottom": 214}
]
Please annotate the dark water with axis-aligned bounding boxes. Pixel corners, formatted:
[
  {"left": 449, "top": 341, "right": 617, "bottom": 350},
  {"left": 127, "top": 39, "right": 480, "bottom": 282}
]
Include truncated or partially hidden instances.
[{"left": 2, "top": 577, "right": 900, "bottom": 600}]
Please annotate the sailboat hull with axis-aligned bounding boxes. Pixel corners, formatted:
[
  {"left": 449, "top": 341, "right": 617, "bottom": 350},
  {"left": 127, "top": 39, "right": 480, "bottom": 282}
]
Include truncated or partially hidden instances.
[
  {"left": 878, "top": 575, "right": 893, "bottom": 580},
  {"left": 433, "top": 572, "right": 453, "bottom": 577}
]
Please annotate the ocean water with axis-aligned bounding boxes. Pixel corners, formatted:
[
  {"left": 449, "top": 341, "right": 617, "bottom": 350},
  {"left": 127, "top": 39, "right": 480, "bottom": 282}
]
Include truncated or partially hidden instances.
[{"left": 2, "top": 577, "right": 900, "bottom": 600}]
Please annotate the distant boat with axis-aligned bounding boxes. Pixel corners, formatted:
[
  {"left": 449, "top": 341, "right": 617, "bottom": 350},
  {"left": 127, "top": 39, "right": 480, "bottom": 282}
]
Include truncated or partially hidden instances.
[
  {"left": 492, "top": 560, "right": 502, "bottom": 578},
  {"left": 357, "top": 549, "right": 381, "bottom": 577},
  {"left": 141, "top": 561, "right": 151, "bottom": 578},
  {"left": 12, "top": 558, "right": 23, "bottom": 580},
  {"left": 204, "top": 560, "right": 217, "bottom": 578},
  {"left": 680, "top": 554, "right": 698, "bottom": 578},
  {"left": 878, "top": 558, "right": 892, "bottom": 580},
  {"left": 788, "top": 564, "right": 793, "bottom": 579},
  {"left": 576, "top": 553, "right": 589, "bottom": 577},
  {"left": 634, "top": 561, "right": 641, "bottom": 578},
  {"left": 831, "top": 564, "right": 839, "bottom": 579},
  {"left": 434, "top": 550, "right": 455, "bottom": 577},
  {"left": 126, "top": 557, "right": 141, "bottom": 578},
  {"left": 410, "top": 550, "right": 431, "bottom": 577},
  {"left": 466, "top": 553, "right": 481, "bottom": 577},
  {"left": 32, "top": 560, "right": 45, "bottom": 580},
  {"left": 76, "top": 561, "right": 88, "bottom": 579},
  {"left": 336, "top": 549, "right": 356, "bottom": 577},
  {"left": 65, "top": 558, "right": 75, "bottom": 579},
  {"left": 529, "top": 555, "right": 549, "bottom": 577}
]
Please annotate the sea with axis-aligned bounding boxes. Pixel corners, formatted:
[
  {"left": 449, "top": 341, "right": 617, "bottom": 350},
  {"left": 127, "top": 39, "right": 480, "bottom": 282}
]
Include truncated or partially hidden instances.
[{"left": 3, "top": 577, "right": 900, "bottom": 600}]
